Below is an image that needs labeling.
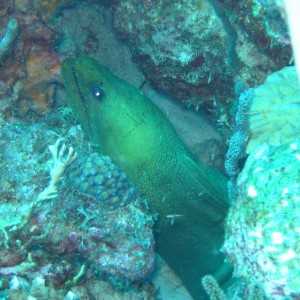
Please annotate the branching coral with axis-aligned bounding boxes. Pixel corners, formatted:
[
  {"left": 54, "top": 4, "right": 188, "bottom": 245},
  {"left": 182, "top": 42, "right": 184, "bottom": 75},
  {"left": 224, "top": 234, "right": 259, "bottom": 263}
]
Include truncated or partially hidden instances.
[{"left": 37, "top": 139, "right": 77, "bottom": 201}]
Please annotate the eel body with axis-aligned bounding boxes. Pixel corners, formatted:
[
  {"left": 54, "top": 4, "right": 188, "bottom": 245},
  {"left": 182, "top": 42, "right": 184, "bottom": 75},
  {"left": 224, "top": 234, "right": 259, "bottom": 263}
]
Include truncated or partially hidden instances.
[{"left": 62, "top": 56, "right": 230, "bottom": 299}]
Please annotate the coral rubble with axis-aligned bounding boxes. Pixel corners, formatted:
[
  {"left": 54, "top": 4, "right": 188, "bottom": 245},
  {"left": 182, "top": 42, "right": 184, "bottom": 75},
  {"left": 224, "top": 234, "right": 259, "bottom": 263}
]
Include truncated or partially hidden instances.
[{"left": 0, "top": 0, "right": 63, "bottom": 120}]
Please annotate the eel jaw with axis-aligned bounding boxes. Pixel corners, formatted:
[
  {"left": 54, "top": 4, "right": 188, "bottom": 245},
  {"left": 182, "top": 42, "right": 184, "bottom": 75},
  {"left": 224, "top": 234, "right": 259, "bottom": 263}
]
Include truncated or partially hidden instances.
[{"left": 62, "top": 58, "right": 94, "bottom": 141}]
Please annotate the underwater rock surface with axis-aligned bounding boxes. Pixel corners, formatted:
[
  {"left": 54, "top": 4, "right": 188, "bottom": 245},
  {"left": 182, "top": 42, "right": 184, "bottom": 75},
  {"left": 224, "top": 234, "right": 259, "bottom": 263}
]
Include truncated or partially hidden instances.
[
  {"left": 219, "top": 0, "right": 291, "bottom": 65},
  {"left": 0, "top": 0, "right": 291, "bottom": 126},
  {"left": 0, "top": 0, "right": 63, "bottom": 120},
  {"left": 112, "top": 0, "right": 290, "bottom": 116},
  {"left": 113, "top": 0, "right": 233, "bottom": 113},
  {"left": 0, "top": 114, "right": 155, "bottom": 298}
]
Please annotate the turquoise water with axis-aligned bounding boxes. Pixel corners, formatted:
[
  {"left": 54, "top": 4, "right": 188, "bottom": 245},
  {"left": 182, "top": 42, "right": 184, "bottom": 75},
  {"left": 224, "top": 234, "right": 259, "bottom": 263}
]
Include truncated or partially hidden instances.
[{"left": 0, "top": 1, "right": 298, "bottom": 299}]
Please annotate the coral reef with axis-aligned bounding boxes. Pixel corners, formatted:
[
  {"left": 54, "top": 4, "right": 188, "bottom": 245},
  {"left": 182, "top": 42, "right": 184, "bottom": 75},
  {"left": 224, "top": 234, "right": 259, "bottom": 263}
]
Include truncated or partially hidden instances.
[
  {"left": 113, "top": 0, "right": 234, "bottom": 114},
  {"left": 225, "top": 66, "right": 300, "bottom": 202},
  {"left": 202, "top": 275, "right": 227, "bottom": 300},
  {"left": 31, "top": 0, "right": 74, "bottom": 22},
  {"left": 1, "top": 1, "right": 297, "bottom": 299},
  {"left": 0, "top": 113, "right": 155, "bottom": 298},
  {"left": 223, "top": 65, "right": 300, "bottom": 298},
  {"left": 202, "top": 274, "right": 265, "bottom": 300},
  {"left": 0, "top": 0, "right": 290, "bottom": 127},
  {"left": 218, "top": 0, "right": 291, "bottom": 66},
  {"left": 0, "top": 0, "right": 64, "bottom": 120},
  {"left": 111, "top": 0, "right": 290, "bottom": 120},
  {"left": 224, "top": 141, "right": 300, "bottom": 299},
  {"left": 225, "top": 88, "right": 253, "bottom": 202},
  {"left": 7, "top": 275, "right": 50, "bottom": 299}
]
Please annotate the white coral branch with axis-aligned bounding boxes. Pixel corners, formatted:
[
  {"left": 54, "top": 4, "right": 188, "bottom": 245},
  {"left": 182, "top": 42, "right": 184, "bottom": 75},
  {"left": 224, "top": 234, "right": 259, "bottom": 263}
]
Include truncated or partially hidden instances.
[{"left": 37, "top": 139, "right": 77, "bottom": 201}]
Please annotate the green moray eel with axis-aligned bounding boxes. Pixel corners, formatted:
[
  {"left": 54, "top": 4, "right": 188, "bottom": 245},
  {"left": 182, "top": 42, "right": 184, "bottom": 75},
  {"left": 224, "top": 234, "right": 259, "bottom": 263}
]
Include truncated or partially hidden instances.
[{"left": 62, "top": 56, "right": 231, "bottom": 299}]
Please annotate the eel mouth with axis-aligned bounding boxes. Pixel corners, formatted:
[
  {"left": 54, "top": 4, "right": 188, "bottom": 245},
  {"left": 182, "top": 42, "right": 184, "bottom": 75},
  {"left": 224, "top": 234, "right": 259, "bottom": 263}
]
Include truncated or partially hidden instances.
[
  {"left": 63, "top": 58, "right": 86, "bottom": 108},
  {"left": 70, "top": 60, "right": 86, "bottom": 108},
  {"left": 62, "top": 58, "right": 93, "bottom": 139}
]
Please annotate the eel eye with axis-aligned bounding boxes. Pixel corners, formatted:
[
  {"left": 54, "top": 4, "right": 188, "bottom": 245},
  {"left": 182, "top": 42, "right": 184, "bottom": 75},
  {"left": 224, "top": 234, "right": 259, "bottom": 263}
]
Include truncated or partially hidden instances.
[{"left": 91, "top": 87, "right": 105, "bottom": 100}]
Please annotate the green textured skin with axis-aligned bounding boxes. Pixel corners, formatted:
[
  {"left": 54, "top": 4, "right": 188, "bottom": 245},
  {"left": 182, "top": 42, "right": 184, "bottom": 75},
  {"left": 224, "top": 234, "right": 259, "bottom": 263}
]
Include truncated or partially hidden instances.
[{"left": 62, "top": 56, "right": 230, "bottom": 299}]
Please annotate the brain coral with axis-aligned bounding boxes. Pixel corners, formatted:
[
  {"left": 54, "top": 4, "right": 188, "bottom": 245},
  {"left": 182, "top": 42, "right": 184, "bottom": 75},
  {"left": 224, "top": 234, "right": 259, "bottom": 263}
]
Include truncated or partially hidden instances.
[
  {"left": 224, "top": 141, "right": 300, "bottom": 298},
  {"left": 246, "top": 66, "right": 300, "bottom": 154}
]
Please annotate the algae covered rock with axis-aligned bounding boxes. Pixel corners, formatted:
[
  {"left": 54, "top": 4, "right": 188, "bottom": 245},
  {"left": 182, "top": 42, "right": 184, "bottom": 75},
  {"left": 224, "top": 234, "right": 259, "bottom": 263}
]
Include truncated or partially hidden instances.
[
  {"left": 113, "top": 0, "right": 233, "bottom": 112},
  {"left": 0, "top": 116, "right": 155, "bottom": 297},
  {"left": 218, "top": 0, "right": 291, "bottom": 65}
]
